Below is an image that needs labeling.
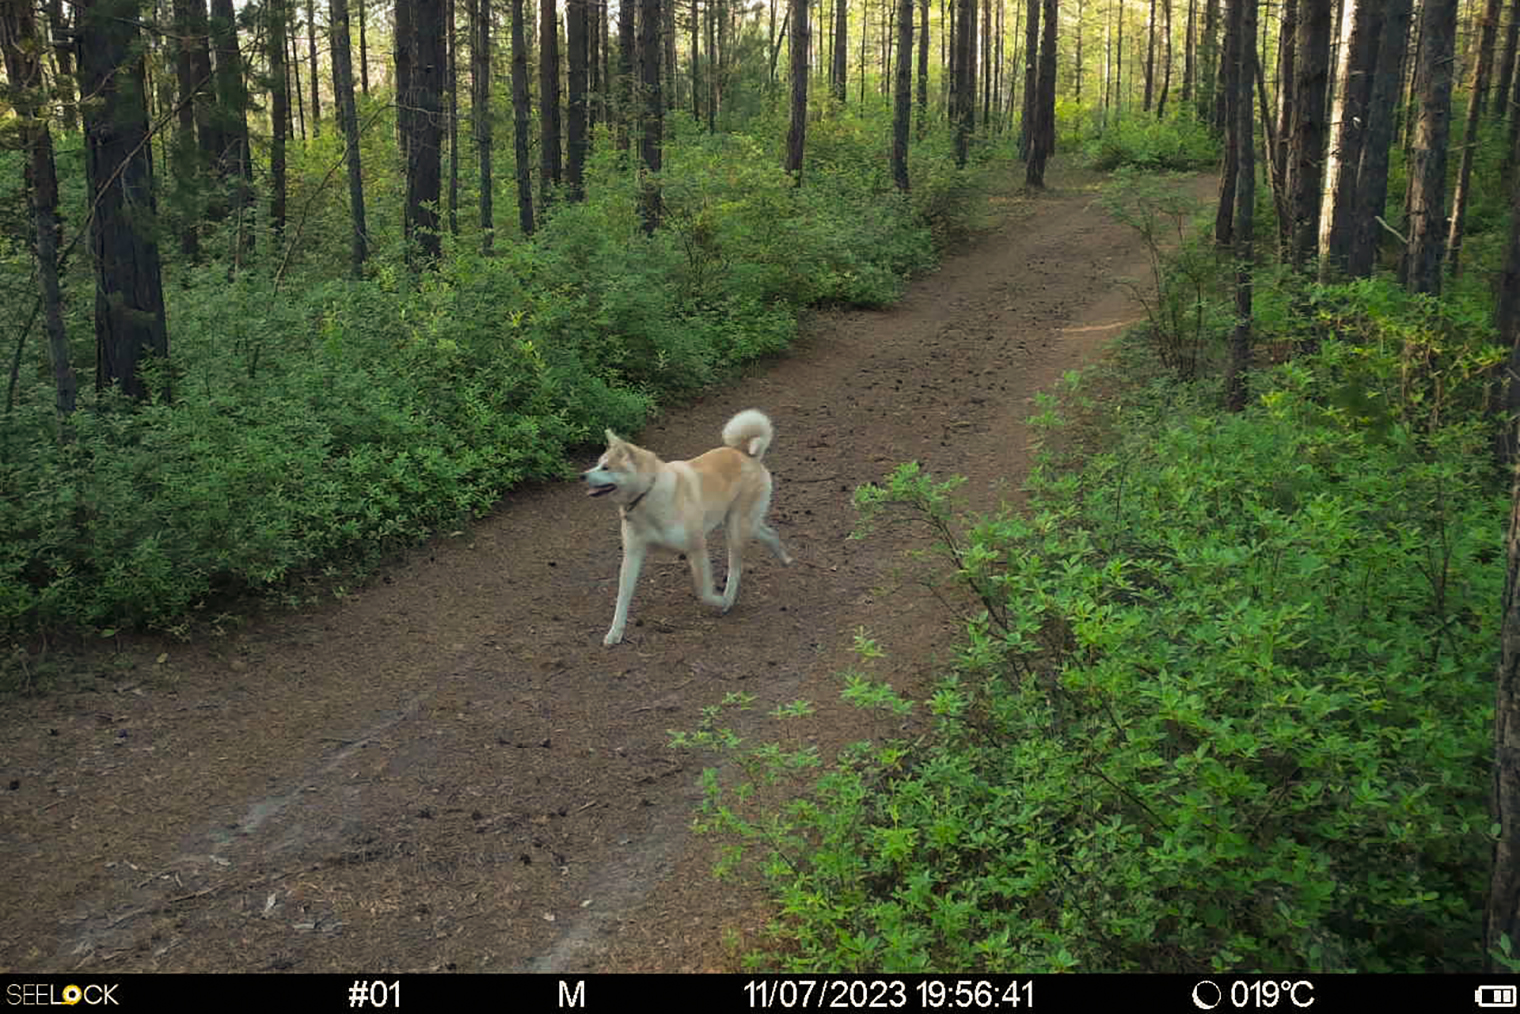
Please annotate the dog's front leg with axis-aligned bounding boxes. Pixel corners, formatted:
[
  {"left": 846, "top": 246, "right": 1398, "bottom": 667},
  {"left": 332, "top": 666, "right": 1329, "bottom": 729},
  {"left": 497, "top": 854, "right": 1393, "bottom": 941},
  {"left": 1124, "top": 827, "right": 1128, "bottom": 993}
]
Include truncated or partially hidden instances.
[{"left": 605, "top": 541, "right": 647, "bottom": 646}]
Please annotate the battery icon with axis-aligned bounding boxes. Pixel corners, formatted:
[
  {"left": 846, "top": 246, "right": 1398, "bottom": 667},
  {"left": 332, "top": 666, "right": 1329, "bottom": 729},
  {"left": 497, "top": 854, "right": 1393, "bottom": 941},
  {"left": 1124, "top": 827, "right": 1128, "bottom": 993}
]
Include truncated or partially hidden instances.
[{"left": 1477, "top": 985, "right": 1518, "bottom": 1008}]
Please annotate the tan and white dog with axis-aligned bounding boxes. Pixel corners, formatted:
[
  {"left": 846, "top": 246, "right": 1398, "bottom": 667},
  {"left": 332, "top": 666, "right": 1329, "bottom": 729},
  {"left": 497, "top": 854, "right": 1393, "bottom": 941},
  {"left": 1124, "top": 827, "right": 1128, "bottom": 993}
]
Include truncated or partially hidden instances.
[{"left": 583, "top": 409, "right": 793, "bottom": 646}]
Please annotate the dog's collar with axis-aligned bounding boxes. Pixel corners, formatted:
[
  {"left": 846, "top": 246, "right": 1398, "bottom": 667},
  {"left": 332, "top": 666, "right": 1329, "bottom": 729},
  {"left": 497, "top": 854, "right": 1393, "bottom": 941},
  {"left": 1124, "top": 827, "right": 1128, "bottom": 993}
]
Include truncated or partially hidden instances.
[{"left": 623, "top": 485, "right": 651, "bottom": 514}]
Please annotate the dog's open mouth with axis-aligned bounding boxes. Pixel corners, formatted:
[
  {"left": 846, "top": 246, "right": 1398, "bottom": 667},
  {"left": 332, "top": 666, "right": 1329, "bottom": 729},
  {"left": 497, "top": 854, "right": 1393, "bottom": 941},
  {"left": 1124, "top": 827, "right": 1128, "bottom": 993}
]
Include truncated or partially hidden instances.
[{"left": 588, "top": 484, "right": 617, "bottom": 498}]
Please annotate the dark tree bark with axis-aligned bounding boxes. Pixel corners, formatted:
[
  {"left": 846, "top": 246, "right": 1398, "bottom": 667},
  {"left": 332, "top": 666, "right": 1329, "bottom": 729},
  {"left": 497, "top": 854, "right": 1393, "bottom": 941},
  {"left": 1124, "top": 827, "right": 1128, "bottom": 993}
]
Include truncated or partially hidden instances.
[
  {"left": 1025, "top": 0, "right": 1057, "bottom": 187},
  {"left": 1156, "top": 0, "right": 1173, "bottom": 117},
  {"left": 892, "top": 0, "right": 912, "bottom": 191},
  {"left": 170, "top": 0, "right": 214, "bottom": 259},
  {"left": 1318, "top": 0, "right": 1381, "bottom": 280},
  {"left": 329, "top": 0, "right": 367, "bottom": 276},
  {"left": 358, "top": 0, "right": 368, "bottom": 94},
  {"left": 1, "top": 0, "right": 76, "bottom": 413},
  {"left": 473, "top": 0, "right": 494, "bottom": 252},
  {"left": 1225, "top": 0, "right": 1257, "bottom": 413},
  {"left": 1020, "top": 0, "right": 1038, "bottom": 158},
  {"left": 209, "top": 0, "right": 252, "bottom": 256},
  {"left": 407, "top": 0, "right": 444, "bottom": 265},
  {"left": 1182, "top": 0, "right": 1196, "bottom": 105},
  {"left": 75, "top": 0, "right": 168, "bottom": 400},
  {"left": 832, "top": 0, "right": 847, "bottom": 102},
  {"left": 1144, "top": 0, "right": 1156, "bottom": 111},
  {"left": 1287, "top": 0, "right": 1331, "bottom": 270},
  {"left": 784, "top": 0, "right": 807, "bottom": 183},
  {"left": 45, "top": 0, "right": 76, "bottom": 130},
  {"left": 1273, "top": 0, "right": 1297, "bottom": 253},
  {"left": 1486, "top": 337, "right": 1520, "bottom": 958},
  {"left": 540, "top": 0, "right": 562, "bottom": 205},
  {"left": 1346, "top": 0, "right": 1414, "bottom": 279},
  {"left": 1403, "top": 0, "right": 1458, "bottom": 295},
  {"left": 567, "top": 0, "right": 588, "bottom": 200},
  {"left": 1497, "top": 0, "right": 1520, "bottom": 129},
  {"left": 268, "top": 0, "right": 289, "bottom": 238},
  {"left": 447, "top": 0, "right": 458, "bottom": 235},
  {"left": 917, "top": 0, "right": 929, "bottom": 137},
  {"left": 1214, "top": 0, "right": 1241, "bottom": 245},
  {"left": 1450, "top": 0, "right": 1505, "bottom": 278},
  {"left": 396, "top": 0, "right": 413, "bottom": 166},
  {"left": 638, "top": 0, "right": 663, "bottom": 232},
  {"left": 1476, "top": 0, "right": 1506, "bottom": 121},
  {"left": 1197, "top": 0, "right": 1219, "bottom": 124},
  {"left": 307, "top": 0, "right": 320, "bottom": 133},
  {"left": 510, "top": 0, "right": 534, "bottom": 235},
  {"left": 619, "top": 0, "right": 635, "bottom": 150},
  {"left": 1495, "top": 142, "right": 1520, "bottom": 464},
  {"left": 954, "top": 0, "right": 976, "bottom": 166}
]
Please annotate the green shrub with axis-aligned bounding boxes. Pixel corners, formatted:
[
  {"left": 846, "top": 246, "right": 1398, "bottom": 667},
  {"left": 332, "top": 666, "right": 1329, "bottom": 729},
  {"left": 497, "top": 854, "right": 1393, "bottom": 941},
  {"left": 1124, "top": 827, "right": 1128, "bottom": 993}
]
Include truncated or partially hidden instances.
[{"left": 688, "top": 339, "right": 1501, "bottom": 972}]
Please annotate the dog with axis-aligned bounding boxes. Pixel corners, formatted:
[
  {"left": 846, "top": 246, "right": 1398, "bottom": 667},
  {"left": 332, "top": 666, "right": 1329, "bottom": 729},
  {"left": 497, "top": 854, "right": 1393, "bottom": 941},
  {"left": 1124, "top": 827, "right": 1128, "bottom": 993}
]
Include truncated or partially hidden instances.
[{"left": 583, "top": 409, "right": 793, "bottom": 646}]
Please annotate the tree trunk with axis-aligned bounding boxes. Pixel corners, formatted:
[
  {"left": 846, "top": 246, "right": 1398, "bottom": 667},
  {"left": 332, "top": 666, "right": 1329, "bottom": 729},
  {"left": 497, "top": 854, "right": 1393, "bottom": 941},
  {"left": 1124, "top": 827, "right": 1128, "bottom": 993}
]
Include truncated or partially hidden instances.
[
  {"left": 1182, "top": 0, "right": 1195, "bottom": 105},
  {"left": 785, "top": 0, "right": 807, "bottom": 183},
  {"left": 954, "top": 0, "right": 976, "bottom": 166},
  {"left": 329, "top": 0, "right": 367, "bottom": 276},
  {"left": 510, "top": 0, "right": 534, "bottom": 235},
  {"left": 1485, "top": 371, "right": 1520, "bottom": 962},
  {"left": 1318, "top": 0, "right": 1381, "bottom": 280},
  {"left": 540, "top": 0, "right": 562, "bottom": 206},
  {"left": 358, "top": 0, "right": 368, "bottom": 94},
  {"left": 639, "top": 0, "right": 663, "bottom": 231},
  {"left": 567, "top": 0, "right": 588, "bottom": 200},
  {"left": 1226, "top": 0, "right": 1257, "bottom": 413},
  {"left": 0, "top": 0, "right": 76, "bottom": 413},
  {"left": 1403, "top": 0, "right": 1458, "bottom": 295},
  {"left": 209, "top": 0, "right": 252, "bottom": 259},
  {"left": 1497, "top": 0, "right": 1520, "bottom": 129},
  {"left": 1157, "top": 0, "right": 1173, "bottom": 117},
  {"left": 893, "top": 0, "right": 912, "bottom": 191},
  {"left": 269, "top": 0, "right": 288, "bottom": 238},
  {"left": 447, "top": 0, "right": 459, "bottom": 235},
  {"left": 1273, "top": 0, "right": 1297, "bottom": 252},
  {"left": 473, "top": 0, "right": 494, "bottom": 253},
  {"left": 408, "top": 0, "right": 444, "bottom": 265},
  {"left": 1025, "top": 0, "right": 1057, "bottom": 186},
  {"left": 308, "top": 0, "right": 320, "bottom": 133},
  {"left": 1346, "top": 0, "right": 1414, "bottom": 279},
  {"left": 1214, "top": 0, "right": 1240, "bottom": 246},
  {"left": 620, "top": 0, "right": 635, "bottom": 149},
  {"left": 45, "top": 0, "right": 76, "bottom": 130},
  {"left": 917, "top": 0, "right": 929, "bottom": 136},
  {"left": 1020, "top": 0, "right": 1039, "bottom": 158},
  {"left": 1476, "top": 0, "right": 1506, "bottom": 120},
  {"left": 1198, "top": 0, "right": 1219, "bottom": 124},
  {"left": 1450, "top": 0, "right": 1505, "bottom": 278},
  {"left": 833, "top": 0, "right": 848, "bottom": 102},
  {"left": 75, "top": 0, "right": 169, "bottom": 400},
  {"left": 1288, "top": 0, "right": 1331, "bottom": 270},
  {"left": 1144, "top": 0, "right": 1156, "bottom": 111}
]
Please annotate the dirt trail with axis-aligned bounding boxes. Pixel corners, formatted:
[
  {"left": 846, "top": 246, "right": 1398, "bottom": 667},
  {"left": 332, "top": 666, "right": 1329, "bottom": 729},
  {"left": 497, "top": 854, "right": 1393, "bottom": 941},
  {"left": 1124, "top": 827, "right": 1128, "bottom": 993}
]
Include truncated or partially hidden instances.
[{"left": 1, "top": 166, "right": 1215, "bottom": 974}]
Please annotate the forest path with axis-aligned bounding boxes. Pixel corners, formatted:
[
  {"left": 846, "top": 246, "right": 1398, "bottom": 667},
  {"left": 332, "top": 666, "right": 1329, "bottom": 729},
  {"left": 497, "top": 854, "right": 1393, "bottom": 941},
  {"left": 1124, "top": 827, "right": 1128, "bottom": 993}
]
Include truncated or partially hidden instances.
[{"left": 1, "top": 164, "right": 1216, "bottom": 974}]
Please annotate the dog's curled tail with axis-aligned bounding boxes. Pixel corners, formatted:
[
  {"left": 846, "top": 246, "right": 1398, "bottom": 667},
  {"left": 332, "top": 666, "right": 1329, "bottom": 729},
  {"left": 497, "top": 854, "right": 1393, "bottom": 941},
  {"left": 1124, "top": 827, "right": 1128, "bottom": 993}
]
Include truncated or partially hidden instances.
[{"left": 723, "top": 409, "right": 775, "bottom": 459}]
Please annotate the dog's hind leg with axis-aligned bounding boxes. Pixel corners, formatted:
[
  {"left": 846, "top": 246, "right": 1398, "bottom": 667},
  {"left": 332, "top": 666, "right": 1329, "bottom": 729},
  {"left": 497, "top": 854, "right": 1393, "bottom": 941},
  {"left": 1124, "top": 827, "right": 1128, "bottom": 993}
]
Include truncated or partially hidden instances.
[
  {"left": 605, "top": 542, "right": 648, "bottom": 646},
  {"left": 755, "top": 523, "right": 793, "bottom": 566},
  {"left": 687, "top": 532, "right": 727, "bottom": 611}
]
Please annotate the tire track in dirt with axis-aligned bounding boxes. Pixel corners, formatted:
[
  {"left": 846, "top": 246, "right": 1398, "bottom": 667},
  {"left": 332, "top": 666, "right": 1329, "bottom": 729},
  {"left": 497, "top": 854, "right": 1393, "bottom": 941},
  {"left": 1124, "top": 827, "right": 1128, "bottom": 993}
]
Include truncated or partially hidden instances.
[{"left": 0, "top": 166, "right": 1215, "bottom": 974}]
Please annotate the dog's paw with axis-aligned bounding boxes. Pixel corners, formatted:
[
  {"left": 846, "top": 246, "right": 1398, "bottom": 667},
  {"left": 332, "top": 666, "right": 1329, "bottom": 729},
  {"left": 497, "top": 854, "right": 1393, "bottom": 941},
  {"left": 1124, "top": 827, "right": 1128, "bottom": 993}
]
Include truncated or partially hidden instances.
[{"left": 603, "top": 629, "right": 624, "bottom": 646}]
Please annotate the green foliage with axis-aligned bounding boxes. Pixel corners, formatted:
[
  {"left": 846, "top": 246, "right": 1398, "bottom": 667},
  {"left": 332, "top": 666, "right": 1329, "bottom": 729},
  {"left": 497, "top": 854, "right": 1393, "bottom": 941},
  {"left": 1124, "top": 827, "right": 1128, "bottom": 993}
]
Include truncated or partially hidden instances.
[
  {"left": 1081, "top": 113, "right": 1221, "bottom": 173},
  {"left": 692, "top": 310, "right": 1501, "bottom": 971},
  {"left": 1099, "top": 169, "right": 1233, "bottom": 380},
  {"left": 0, "top": 103, "right": 986, "bottom": 638}
]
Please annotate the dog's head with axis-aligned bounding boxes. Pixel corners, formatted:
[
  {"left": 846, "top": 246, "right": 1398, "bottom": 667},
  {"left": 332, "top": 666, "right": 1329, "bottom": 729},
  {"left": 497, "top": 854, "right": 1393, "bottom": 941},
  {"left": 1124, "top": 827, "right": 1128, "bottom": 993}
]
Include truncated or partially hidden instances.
[{"left": 581, "top": 430, "right": 652, "bottom": 504}]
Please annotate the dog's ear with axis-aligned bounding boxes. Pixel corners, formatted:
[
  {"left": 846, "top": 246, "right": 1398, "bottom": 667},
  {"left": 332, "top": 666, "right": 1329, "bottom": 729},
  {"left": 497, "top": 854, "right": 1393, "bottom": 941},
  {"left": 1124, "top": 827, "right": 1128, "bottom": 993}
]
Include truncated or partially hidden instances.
[{"left": 604, "top": 429, "right": 621, "bottom": 446}]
